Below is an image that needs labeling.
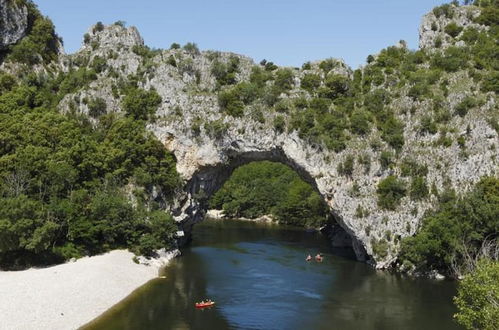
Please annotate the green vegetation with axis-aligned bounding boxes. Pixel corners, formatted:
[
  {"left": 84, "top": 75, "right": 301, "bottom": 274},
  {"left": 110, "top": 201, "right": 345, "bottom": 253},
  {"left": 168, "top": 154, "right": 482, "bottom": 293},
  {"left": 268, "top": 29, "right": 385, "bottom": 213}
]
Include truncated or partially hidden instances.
[
  {"left": 454, "top": 259, "right": 499, "bottom": 330},
  {"left": 0, "top": 68, "right": 179, "bottom": 269},
  {"left": 121, "top": 86, "right": 162, "bottom": 120},
  {"left": 210, "top": 161, "right": 329, "bottom": 228},
  {"left": 377, "top": 176, "right": 407, "bottom": 210},
  {"left": 400, "top": 177, "right": 498, "bottom": 276},
  {"left": 6, "top": 2, "right": 60, "bottom": 65}
]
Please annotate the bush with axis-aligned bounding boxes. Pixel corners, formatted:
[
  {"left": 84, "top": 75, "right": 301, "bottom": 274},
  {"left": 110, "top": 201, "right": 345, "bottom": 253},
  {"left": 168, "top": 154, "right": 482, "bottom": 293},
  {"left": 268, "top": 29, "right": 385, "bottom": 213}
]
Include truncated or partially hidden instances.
[
  {"left": 183, "top": 42, "right": 200, "bottom": 55},
  {"left": 301, "top": 74, "right": 321, "bottom": 92},
  {"left": 93, "top": 21, "right": 104, "bottom": 33},
  {"left": 380, "top": 116, "right": 405, "bottom": 151},
  {"left": 350, "top": 109, "right": 371, "bottom": 136},
  {"left": 454, "top": 259, "right": 499, "bottom": 330},
  {"left": 455, "top": 96, "right": 477, "bottom": 117},
  {"left": 274, "top": 69, "right": 294, "bottom": 93},
  {"left": 87, "top": 97, "right": 107, "bottom": 118},
  {"left": 204, "top": 119, "right": 229, "bottom": 139},
  {"left": 410, "top": 177, "right": 429, "bottom": 200},
  {"left": 218, "top": 88, "right": 244, "bottom": 117},
  {"left": 377, "top": 176, "right": 407, "bottom": 210},
  {"left": 121, "top": 87, "right": 162, "bottom": 120},
  {"left": 372, "top": 239, "right": 389, "bottom": 258},
  {"left": 8, "top": 16, "right": 60, "bottom": 65},
  {"left": 337, "top": 155, "right": 355, "bottom": 177},
  {"left": 400, "top": 177, "right": 499, "bottom": 275},
  {"left": 444, "top": 22, "right": 463, "bottom": 38},
  {"left": 379, "top": 151, "right": 394, "bottom": 170},
  {"left": 273, "top": 115, "right": 286, "bottom": 133}
]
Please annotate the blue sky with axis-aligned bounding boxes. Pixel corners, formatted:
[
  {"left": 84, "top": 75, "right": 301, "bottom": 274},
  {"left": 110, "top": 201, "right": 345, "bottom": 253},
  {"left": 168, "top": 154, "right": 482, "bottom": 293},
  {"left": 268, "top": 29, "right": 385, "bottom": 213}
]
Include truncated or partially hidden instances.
[{"left": 36, "top": 0, "right": 448, "bottom": 69}]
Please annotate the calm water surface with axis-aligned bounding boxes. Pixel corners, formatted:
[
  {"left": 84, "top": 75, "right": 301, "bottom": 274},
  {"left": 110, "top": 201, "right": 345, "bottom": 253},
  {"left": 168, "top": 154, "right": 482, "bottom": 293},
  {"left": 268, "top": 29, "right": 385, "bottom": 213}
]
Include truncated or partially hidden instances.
[{"left": 83, "top": 219, "right": 461, "bottom": 330}]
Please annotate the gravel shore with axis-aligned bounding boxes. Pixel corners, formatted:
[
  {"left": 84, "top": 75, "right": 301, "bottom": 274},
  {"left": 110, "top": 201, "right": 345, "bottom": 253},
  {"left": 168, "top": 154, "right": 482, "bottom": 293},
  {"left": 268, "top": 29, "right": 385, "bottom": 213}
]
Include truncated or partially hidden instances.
[{"left": 0, "top": 249, "right": 179, "bottom": 330}]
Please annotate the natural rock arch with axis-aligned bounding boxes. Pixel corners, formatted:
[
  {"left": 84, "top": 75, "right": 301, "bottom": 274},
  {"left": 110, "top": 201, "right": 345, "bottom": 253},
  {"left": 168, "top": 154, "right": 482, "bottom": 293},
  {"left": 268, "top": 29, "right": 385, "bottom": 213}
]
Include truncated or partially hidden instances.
[
  {"left": 52, "top": 15, "right": 497, "bottom": 268},
  {"left": 158, "top": 129, "right": 378, "bottom": 265}
]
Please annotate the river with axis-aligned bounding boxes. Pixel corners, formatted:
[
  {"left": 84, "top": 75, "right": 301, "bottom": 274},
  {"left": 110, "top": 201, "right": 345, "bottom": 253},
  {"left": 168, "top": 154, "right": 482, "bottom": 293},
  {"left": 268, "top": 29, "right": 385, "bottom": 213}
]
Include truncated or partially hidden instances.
[{"left": 82, "top": 219, "right": 461, "bottom": 330}]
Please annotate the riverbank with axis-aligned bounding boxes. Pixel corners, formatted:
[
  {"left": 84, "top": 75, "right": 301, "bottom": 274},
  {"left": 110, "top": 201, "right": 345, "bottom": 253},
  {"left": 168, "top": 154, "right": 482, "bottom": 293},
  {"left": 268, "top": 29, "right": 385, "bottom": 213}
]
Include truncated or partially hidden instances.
[
  {"left": 206, "top": 209, "right": 276, "bottom": 223},
  {"left": 0, "top": 249, "right": 179, "bottom": 330}
]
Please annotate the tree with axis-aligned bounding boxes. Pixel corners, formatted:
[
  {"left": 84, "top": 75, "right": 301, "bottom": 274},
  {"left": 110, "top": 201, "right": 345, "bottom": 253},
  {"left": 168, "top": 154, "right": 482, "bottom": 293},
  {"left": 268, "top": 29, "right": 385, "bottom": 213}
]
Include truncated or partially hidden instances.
[
  {"left": 377, "top": 176, "right": 407, "bottom": 210},
  {"left": 121, "top": 87, "right": 162, "bottom": 120},
  {"left": 454, "top": 259, "right": 499, "bottom": 330}
]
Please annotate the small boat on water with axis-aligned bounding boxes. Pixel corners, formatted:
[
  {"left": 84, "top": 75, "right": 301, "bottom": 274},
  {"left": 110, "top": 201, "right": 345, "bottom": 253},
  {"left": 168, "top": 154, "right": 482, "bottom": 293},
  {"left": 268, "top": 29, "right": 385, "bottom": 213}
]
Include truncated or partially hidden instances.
[{"left": 195, "top": 300, "right": 215, "bottom": 308}]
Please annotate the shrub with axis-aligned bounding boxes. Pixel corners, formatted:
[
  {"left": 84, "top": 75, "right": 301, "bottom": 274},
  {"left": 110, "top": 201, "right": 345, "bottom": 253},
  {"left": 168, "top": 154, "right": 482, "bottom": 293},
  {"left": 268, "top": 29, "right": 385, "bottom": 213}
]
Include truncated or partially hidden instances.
[
  {"left": 93, "top": 21, "right": 104, "bottom": 33},
  {"left": 410, "top": 177, "right": 429, "bottom": 200},
  {"left": 419, "top": 115, "right": 438, "bottom": 134},
  {"left": 380, "top": 116, "right": 405, "bottom": 151},
  {"left": 455, "top": 96, "right": 477, "bottom": 117},
  {"left": 301, "top": 73, "right": 321, "bottom": 92},
  {"left": 204, "top": 119, "right": 229, "bottom": 139},
  {"left": 274, "top": 69, "right": 294, "bottom": 93},
  {"left": 121, "top": 87, "right": 162, "bottom": 120},
  {"left": 90, "top": 56, "right": 107, "bottom": 73},
  {"left": 183, "top": 42, "right": 200, "bottom": 55},
  {"left": 400, "top": 159, "right": 428, "bottom": 177},
  {"left": 83, "top": 33, "right": 91, "bottom": 44},
  {"left": 319, "top": 58, "right": 338, "bottom": 72},
  {"left": 350, "top": 109, "right": 372, "bottom": 135},
  {"left": 8, "top": 16, "right": 60, "bottom": 65},
  {"left": 355, "top": 205, "right": 369, "bottom": 218},
  {"left": 445, "top": 22, "right": 463, "bottom": 38},
  {"left": 372, "top": 239, "right": 389, "bottom": 258},
  {"left": 0, "top": 73, "right": 16, "bottom": 93},
  {"left": 431, "top": 46, "right": 469, "bottom": 72},
  {"left": 273, "top": 115, "right": 285, "bottom": 133},
  {"left": 337, "top": 155, "right": 355, "bottom": 177},
  {"left": 87, "top": 97, "right": 107, "bottom": 118},
  {"left": 170, "top": 43, "right": 180, "bottom": 50},
  {"left": 454, "top": 259, "right": 499, "bottom": 330},
  {"left": 379, "top": 151, "right": 394, "bottom": 170},
  {"left": 432, "top": 4, "right": 454, "bottom": 19},
  {"left": 218, "top": 88, "right": 244, "bottom": 117},
  {"left": 323, "top": 74, "right": 351, "bottom": 99},
  {"left": 400, "top": 177, "right": 499, "bottom": 276},
  {"left": 377, "top": 176, "right": 407, "bottom": 210}
]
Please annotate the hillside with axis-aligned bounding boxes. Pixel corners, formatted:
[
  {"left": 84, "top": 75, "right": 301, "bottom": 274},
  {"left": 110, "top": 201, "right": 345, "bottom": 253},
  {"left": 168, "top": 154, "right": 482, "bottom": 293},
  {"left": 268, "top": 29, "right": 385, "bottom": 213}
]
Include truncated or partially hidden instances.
[{"left": 0, "top": 0, "right": 497, "bottom": 272}]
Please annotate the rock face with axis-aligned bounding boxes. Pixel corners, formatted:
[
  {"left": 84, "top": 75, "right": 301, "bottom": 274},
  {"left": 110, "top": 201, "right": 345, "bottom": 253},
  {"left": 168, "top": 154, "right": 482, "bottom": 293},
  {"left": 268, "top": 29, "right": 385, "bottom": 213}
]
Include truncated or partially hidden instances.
[
  {"left": 0, "top": 0, "right": 29, "bottom": 50},
  {"left": 419, "top": 5, "right": 483, "bottom": 50},
  {"left": 43, "top": 9, "right": 497, "bottom": 269}
]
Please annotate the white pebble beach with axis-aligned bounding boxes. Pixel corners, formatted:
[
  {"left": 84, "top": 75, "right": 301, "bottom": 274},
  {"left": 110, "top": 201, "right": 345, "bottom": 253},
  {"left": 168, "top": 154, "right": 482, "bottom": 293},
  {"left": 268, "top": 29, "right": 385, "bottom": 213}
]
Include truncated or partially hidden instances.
[{"left": 0, "top": 249, "right": 179, "bottom": 330}]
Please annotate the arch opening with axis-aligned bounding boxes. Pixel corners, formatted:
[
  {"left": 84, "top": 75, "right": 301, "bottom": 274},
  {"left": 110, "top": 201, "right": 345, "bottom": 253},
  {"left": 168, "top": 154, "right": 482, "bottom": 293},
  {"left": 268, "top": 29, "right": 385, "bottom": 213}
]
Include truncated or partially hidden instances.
[{"left": 173, "top": 148, "right": 369, "bottom": 263}]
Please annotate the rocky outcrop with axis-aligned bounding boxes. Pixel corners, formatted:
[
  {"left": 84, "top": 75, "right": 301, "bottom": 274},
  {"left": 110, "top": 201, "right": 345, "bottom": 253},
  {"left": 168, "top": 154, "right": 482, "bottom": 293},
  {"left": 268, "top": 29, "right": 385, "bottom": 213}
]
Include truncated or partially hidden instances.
[
  {"left": 0, "top": 0, "right": 29, "bottom": 50},
  {"left": 419, "top": 4, "right": 483, "bottom": 50},
  {"left": 50, "top": 9, "right": 498, "bottom": 269}
]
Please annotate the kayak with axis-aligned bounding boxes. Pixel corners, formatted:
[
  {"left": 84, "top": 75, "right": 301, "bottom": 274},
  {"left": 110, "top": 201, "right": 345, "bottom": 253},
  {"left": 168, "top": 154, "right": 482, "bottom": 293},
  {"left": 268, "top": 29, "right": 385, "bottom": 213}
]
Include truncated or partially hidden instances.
[{"left": 195, "top": 301, "right": 215, "bottom": 308}]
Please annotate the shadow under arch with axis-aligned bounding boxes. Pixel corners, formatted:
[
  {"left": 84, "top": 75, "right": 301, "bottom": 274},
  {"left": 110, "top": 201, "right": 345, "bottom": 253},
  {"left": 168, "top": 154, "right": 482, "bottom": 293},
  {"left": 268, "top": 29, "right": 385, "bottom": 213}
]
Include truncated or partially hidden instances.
[{"left": 172, "top": 147, "right": 370, "bottom": 263}]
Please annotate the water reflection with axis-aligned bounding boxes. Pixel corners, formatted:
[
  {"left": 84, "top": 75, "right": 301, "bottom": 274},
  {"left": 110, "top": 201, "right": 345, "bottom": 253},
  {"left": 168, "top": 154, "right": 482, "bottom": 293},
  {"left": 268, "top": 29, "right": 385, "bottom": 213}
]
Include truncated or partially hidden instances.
[{"left": 83, "top": 220, "right": 461, "bottom": 330}]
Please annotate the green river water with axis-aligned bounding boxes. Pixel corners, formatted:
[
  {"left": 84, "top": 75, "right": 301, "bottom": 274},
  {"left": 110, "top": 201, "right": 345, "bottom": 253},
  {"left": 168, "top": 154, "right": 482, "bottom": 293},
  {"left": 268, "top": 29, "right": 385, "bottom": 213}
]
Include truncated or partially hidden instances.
[{"left": 82, "top": 219, "right": 461, "bottom": 330}]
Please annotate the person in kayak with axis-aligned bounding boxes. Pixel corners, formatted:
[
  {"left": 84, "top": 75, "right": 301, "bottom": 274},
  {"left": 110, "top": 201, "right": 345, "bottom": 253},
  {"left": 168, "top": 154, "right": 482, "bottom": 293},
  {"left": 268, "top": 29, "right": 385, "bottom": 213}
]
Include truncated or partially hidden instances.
[
  {"left": 315, "top": 253, "right": 323, "bottom": 262},
  {"left": 306, "top": 254, "right": 312, "bottom": 261}
]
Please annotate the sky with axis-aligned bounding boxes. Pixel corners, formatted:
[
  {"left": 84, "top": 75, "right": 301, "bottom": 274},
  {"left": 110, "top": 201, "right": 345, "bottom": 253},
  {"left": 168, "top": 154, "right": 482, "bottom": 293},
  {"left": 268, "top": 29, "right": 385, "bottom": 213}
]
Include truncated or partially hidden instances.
[{"left": 35, "top": 0, "right": 448, "bottom": 69}]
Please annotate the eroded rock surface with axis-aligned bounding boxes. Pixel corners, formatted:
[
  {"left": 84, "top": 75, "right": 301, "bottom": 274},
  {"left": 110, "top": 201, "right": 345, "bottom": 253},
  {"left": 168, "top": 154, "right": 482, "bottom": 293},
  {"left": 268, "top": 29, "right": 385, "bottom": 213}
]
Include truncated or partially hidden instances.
[{"left": 0, "top": 0, "right": 29, "bottom": 50}]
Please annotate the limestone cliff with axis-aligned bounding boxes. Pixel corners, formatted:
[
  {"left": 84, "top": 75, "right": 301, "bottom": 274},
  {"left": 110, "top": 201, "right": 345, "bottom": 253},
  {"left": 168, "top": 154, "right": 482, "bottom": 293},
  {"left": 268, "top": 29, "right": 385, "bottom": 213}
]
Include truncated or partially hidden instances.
[
  {"left": 3, "top": 2, "right": 497, "bottom": 269},
  {"left": 0, "top": 0, "right": 29, "bottom": 50}
]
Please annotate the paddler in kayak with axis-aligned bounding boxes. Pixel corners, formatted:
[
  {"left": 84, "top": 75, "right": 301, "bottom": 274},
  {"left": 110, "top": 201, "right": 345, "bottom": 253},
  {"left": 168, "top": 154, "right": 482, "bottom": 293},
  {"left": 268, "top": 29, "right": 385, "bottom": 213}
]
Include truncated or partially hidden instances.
[
  {"left": 315, "top": 253, "right": 323, "bottom": 262},
  {"left": 306, "top": 254, "right": 312, "bottom": 261}
]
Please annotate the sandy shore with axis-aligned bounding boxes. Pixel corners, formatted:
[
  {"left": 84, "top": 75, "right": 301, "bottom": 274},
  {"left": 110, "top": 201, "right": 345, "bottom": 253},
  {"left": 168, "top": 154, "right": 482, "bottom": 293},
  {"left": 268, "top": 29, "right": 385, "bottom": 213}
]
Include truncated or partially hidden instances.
[{"left": 0, "top": 249, "right": 179, "bottom": 330}]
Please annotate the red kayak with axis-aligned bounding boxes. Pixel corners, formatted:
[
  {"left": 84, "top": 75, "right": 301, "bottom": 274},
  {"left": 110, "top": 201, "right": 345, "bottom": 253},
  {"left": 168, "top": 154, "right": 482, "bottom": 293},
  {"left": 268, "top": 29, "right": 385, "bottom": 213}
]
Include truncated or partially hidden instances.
[{"left": 195, "top": 301, "right": 215, "bottom": 308}]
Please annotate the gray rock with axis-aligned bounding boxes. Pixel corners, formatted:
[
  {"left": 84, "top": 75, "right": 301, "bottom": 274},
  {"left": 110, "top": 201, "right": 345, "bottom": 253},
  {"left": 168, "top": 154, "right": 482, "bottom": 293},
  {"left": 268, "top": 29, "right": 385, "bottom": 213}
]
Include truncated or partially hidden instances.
[
  {"left": 0, "top": 0, "right": 29, "bottom": 50},
  {"left": 53, "top": 7, "right": 498, "bottom": 270}
]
